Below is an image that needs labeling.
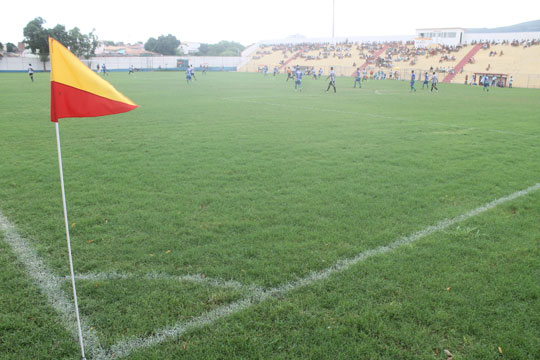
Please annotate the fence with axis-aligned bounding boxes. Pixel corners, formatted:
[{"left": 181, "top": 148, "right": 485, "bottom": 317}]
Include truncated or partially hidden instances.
[{"left": 0, "top": 55, "right": 243, "bottom": 72}]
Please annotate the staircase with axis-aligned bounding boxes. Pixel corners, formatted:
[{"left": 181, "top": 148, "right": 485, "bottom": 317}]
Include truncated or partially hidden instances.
[
  {"left": 278, "top": 48, "right": 306, "bottom": 71},
  {"left": 351, "top": 44, "right": 390, "bottom": 76},
  {"left": 442, "top": 44, "right": 483, "bottom": 83}
]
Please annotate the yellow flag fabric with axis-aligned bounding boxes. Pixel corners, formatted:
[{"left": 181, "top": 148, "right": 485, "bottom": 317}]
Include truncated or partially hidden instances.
[{"left": 49, "top": 37, "right": 137, "bottom": 122}]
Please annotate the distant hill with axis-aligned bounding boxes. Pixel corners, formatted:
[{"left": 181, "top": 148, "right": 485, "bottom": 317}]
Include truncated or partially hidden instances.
[{"left": 468, "top": 19, "right": 540, "bottom": 33}]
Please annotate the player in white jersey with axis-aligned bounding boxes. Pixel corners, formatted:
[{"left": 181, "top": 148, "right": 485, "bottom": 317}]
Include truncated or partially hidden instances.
[
  {"left": 28, "top": 64, "right": 34, "bottom": 82},
  {"left": 326, "top": 67, "right": 336, "bottom": 93},
  {"left": 430, "top": 72, "right": 438, "bottom": 92}
]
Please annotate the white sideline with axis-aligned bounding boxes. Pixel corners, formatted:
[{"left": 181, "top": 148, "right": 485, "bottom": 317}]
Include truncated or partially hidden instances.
[
  {"left": 0, "top": 212, "right": 107, "bottom": 359},
  {"left": 104, "top": 182, "right": 540, "bottom": 359}
]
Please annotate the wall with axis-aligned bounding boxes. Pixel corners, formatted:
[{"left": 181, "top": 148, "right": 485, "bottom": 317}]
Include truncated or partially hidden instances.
[{"left": 0, "top": 55, "right": 243, "bottom": 72}]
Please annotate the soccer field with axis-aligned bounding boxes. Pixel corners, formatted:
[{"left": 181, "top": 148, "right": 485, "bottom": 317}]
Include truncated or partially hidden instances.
[{"left": 1, "top": 71, "right": 539, "bottom": 359}]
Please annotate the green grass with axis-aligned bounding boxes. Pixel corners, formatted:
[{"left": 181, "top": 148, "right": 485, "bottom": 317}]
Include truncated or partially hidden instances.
[{"left": 1, "top": 71, "right": 539, "bottom": 359}]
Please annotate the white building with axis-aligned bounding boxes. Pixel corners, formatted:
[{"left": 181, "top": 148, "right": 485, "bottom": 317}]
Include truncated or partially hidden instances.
[
  {"left": 415, "top": 28, "right": 466, "bottom": 47},
  {"left": 179, "top": 42, "right": 201, "bottom": 55}
]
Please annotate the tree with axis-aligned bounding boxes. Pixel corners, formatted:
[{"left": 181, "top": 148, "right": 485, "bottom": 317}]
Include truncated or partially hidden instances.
[
  {"left": 23, "top": 18, "right": 100, "bottom": 68},
  {"left": 66, "top": 27, "right": 99, "bottom": 59},
  {"left": 49, "top": 24, "right": 70, "bottom": 47},
  {"left": 6, "top": 43, "right": 18, "bottom": 53},
  {"left": 196, "top": 41, "right": 244, "bottom": 56},
  {"left": 23, "top": 17, "right": 50, "bottom": 64},
  {"left": 144, "top": 37, "right": 158, "bottom": 52},
  {"left": 144, "top": 34, "right": 180, "bottom": 55}
]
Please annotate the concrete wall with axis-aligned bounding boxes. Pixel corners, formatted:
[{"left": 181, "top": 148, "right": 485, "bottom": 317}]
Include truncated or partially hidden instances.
[{"left": 0, "top": 55, "right": 243, "bottom": 72}]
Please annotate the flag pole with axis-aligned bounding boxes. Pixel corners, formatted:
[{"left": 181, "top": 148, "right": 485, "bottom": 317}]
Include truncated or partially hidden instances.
[{"left": 55, "top": 122, "right": 87, "bottom": 360}]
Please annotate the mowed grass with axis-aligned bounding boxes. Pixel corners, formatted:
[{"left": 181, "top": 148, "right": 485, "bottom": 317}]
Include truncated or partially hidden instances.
[{"left": 1, "top": 71, "right": 539, "bottom": 359}]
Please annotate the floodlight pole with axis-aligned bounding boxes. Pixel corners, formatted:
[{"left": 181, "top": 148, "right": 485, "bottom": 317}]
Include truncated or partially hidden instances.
[
  {"left": 332, "top": 0, "right": 335, "bottom": 44},
  {"left": 55, "top": 122, "right": 87, "bottom": 360}
]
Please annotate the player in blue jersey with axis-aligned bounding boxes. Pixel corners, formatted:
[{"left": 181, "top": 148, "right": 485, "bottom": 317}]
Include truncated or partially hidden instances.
[
  {"left": 409, "top": 70, "right": 417, "bottom": 92},
  {"left": 273, "top": 66, "right": 278, "bottom": 77},
  {"left": 354, "top": 67, "right": 362, "bottom": 88},
  {"left": 430, "top": 72, "right": 439, "bottom": 92},
  {"left": 186, "top": 67, "right": 192, "bottom": 83},
  {"left": 482, "top": 75, "right": 489, "bottom": 91},
  {"left": 326, "top": 67, "right": 336, "bottom": 93},
  {"left": 318, "top": 68, "right": 323, "bottom": 78},
  {"left": 422, "top": 71, "right": 429, "bottom": 89},
  {"left": 294, "top": 67, "right": 303, "bottom": 91}
]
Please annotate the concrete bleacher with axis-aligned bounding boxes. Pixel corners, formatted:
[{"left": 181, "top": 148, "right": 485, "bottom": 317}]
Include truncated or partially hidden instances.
[
  {"left": 241, "top": 40, "right": 540, "bottom": 88},
  {"left": 239, "top": 45, "right": 302, "bottom": 72},
  {"left": 451, "top": 44, "right": 540, "bottom": 87},
  {"left": 241, "top": 42, "right": 402, "bottom": 77}
]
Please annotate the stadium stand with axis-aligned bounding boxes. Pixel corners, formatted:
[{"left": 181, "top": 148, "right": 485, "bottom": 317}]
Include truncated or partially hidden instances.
[{"left": 241, "top": 38, "right": 540, "bottom": 88}]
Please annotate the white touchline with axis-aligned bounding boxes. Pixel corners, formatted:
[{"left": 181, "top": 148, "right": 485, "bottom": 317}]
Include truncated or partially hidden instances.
[
  {"left": 0, "top": 211, "right": 107, "bottom": 359},
  {"left": 103, "top": 182, "right": 540, "bottom": 360}
]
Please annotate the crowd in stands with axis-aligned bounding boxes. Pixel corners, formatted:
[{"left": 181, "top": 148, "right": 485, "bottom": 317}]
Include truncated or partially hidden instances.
[
  {"left": 252, "top": 40, "right": 465, "bottom": 74},
  {"left": 250, "top": 38, "right": 540, "bottom": 84},
  {"left": 471, "top": 39, "right": 540, "bottom": 48}
]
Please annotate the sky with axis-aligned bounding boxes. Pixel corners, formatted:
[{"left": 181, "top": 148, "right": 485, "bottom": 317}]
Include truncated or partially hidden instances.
[{"left": 1, "top": 0, "right": 539, "bottom": 46}]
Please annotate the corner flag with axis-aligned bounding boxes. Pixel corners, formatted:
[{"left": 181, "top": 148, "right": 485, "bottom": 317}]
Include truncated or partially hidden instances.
[
  {"left": 49, "top": 37, "right": 138, "bottom": 360},
  {"left": 49, "top": 37, "right": 138, "bottom": 122}
]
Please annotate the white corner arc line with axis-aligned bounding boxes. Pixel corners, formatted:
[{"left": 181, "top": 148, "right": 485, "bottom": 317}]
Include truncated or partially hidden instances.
[
  {"left": 0, "top": 212, "right": 107, "bottom": 359},
  {"left": 104, "top": 182, "right": 540, "bottom": 359},
  {"left": 63, "top": 272, "right": 264, "bottom": 293}
]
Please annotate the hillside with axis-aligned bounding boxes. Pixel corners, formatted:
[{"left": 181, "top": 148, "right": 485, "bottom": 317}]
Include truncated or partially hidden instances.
[{"left": 468, "top": 19, "right": 540, "bottom": 33}]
